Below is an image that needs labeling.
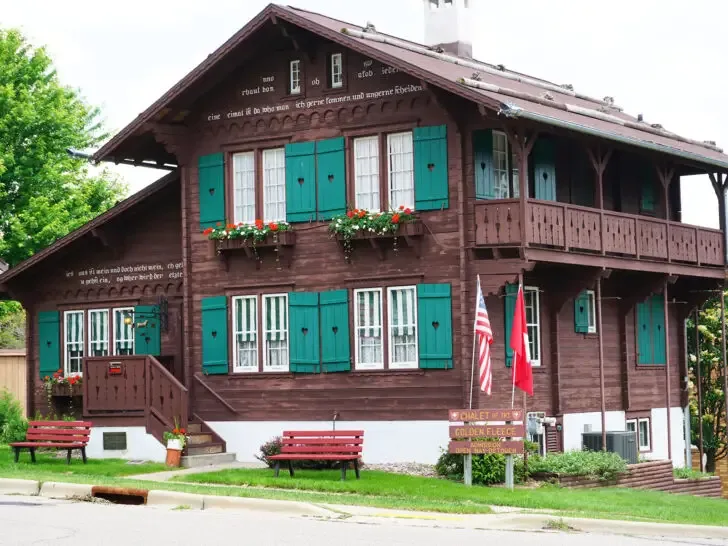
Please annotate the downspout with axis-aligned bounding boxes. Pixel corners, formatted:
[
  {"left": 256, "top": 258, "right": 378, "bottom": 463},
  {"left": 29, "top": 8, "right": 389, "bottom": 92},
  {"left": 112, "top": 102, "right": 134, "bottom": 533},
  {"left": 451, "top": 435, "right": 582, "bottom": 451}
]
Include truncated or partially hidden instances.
[
  {"left": 596, "top": 278, "right": 607, "bottom": 450},
  {"left": 664, "top": 283, "right": 673, "bottom": 462},
  {"left": 181, "top": 165, "right": 192, "bottom": 399},
  {"left": 695, "top": 307, "right": 704, "bottom": 471}
]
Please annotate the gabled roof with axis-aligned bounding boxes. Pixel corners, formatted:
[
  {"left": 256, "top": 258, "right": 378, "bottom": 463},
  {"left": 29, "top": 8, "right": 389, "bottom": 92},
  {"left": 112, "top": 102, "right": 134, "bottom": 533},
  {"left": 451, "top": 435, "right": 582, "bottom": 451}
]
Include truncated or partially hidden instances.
[
  {"left": 94, "top": 3, "right": 728, "bottom": 171},
  {"left": 0, "top": 171, "right": 179, "bottom": 286}
]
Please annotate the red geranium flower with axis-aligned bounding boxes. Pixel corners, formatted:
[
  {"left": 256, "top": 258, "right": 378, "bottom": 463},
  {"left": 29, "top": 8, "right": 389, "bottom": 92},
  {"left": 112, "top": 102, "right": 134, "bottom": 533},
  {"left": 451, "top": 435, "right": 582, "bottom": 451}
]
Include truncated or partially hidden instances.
[
  {"left": 203, "top": 227, "right": 213, "bottom": 236},
  {"left": 269, "top": 222, "right": 279, "bottom": 232},
  {"left": 346, "top": 211, "right": 354, "bottom": 218},
  {"left": 255, "top": 219, "right": 264, "bottom": 230},
  {"left": 399, "top": 205, "right": 405, "bottom": 211},
  {"left": 226, "top": 223, "right": 236, "bottom": 230},
  {"left": 358, "top": 210, "right": 366, "bottom": 218},
  {"left": 44, "top": 376, "right": 49, "bottom": 381},
  {"left": 392, "top": 213, "right": 401, "bottom": 224},
  {"left": 404, "top": 208, "right": 412, "bottom": 215},
  {"left": 216, "top": 222, "right": 223, "bottom": 227}
]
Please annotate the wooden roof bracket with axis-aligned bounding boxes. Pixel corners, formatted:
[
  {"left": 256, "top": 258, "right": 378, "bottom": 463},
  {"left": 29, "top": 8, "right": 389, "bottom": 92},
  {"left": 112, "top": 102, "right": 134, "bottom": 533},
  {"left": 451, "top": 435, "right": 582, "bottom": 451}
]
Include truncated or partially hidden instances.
[{"left": 620, "top": 273, "right": 677, "bottom": 312}]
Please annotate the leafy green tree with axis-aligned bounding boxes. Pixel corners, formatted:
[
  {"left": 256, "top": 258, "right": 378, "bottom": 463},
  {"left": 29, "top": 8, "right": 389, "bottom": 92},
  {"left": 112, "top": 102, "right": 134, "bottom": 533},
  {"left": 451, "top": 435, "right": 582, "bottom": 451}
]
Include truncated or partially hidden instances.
[
  {"left": 687, "top": 292, "right": 728, "bottom": 472},
  {"left": 0, "top": 302, "right": 24, "bottom": 349}
]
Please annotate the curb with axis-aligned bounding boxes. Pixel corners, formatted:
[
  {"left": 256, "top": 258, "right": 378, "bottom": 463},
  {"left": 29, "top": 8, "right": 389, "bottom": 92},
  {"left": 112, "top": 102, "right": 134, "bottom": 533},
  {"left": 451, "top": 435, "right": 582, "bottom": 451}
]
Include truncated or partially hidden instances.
[
  {"left": 146, "top": 490, "right": 205, "bottom": 510},
  {"left": 0, "top": 478, "right": 40, "bottom": 496},
  {"left": 39, "top": 481, "right": 93, "bottom": 499},
  {"left": 202, "top": 495, "right": 337, "bottom": 517}
]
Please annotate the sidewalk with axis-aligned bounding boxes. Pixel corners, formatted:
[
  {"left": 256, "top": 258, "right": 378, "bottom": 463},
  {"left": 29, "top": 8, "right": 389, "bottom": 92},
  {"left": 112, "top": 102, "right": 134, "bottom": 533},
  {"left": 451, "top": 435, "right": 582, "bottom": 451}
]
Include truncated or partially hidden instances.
[{"left": 127, "top": 461, "right": 264, "bottom": 482}]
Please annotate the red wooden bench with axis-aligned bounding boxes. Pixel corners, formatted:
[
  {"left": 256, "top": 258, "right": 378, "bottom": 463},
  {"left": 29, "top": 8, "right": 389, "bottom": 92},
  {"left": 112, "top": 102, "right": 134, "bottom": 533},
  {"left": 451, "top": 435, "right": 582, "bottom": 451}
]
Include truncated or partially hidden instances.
[
  {"left": 9, "top": 421, "right": 92, "bottom": 464},
  {"left": 268, "top": 430, "right": 364, "bottom": 480}
]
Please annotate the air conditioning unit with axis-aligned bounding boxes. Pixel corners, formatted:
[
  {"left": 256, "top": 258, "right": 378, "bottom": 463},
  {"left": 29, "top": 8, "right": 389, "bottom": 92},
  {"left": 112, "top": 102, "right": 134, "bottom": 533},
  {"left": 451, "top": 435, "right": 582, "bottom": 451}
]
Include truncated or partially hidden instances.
[
  {"left": 527, "top": 412, "right": 545, "bottom": 436},
  {"left": 582, "top": 431, "right": 638, "bottom": 464}
]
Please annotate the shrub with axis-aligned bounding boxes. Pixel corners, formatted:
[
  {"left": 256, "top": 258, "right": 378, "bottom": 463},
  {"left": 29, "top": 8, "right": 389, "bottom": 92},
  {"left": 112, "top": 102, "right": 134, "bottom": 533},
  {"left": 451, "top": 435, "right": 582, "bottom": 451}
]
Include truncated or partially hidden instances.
[
  {"left": 435, "top": 440, "right": 540, "bottom": 486},
  {"left": 255, "top": 436, "right": 343, "bottom": 470},
  {"left": 528, "top": 450, "right": 628, "bottom": 481},
  {"left": 674, "top": 467, "right": 713, "bottom": 480},
  {"left": 0, "top": 390, "right": 28, "bottom": 444}
]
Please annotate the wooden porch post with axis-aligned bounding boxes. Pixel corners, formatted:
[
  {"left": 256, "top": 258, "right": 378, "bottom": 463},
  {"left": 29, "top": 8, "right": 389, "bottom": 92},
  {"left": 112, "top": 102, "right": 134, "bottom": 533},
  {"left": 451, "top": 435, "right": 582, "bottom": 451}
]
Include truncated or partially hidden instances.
[
  {"left": 505, "top": 128, "right": 536, "bottom": 249},
  {"left": 695, "top": 307, "right": 704, "bottom": 471},
  {"left": 596, "top": 277, "right": 607, "bottom": 450},
  {"left": 663, "top": 282, "right": 673, "bottom": 461},
  {"left": 586, "top": 146, "right": 612, "bottom": 255}
]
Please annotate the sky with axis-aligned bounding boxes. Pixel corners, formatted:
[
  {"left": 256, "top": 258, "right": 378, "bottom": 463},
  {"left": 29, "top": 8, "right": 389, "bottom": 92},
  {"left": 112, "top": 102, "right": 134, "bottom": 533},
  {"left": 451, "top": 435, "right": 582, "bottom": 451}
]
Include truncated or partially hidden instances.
[{"left": 3, "top": 0, "right": 727, "bottom": 227}]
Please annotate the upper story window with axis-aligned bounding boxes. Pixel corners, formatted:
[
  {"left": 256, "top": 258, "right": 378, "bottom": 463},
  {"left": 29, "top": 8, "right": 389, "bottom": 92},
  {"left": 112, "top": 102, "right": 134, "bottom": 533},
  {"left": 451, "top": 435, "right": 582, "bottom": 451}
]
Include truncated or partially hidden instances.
[
  {"left": 636, "top": 294, "right": 666, "bottom": 365},
  {"left": 387, "top": 132, "right": 415, "bottom": 210},
  {"left": 113, "top": 308, "right": 134, "bottom": 355},
  {"left": 505, "top": 284, "right": 541, "bottom": 368},
  {"left": 289, "top": 60, "right": 301, "bottom": 95},
  {"left": 233, "top": 151, "right": 256, "bottom": 225},
  {"left": 88, "top": 309, "right": 109, "bottom": 357},
  {"left": 262, "top": 148, "right": 286, "bottom": 222},
  {"left": 330, "top": 53, "right": 343, "bottom": 89},
  {"left": 492, "top": 130, "right": 519, "bottom": 199},
  {"left": 231, "top": 147, "right": 287, "bottom": 224},
  {"left": 353, "top": 136, "right": 381, "bottom": 211}
]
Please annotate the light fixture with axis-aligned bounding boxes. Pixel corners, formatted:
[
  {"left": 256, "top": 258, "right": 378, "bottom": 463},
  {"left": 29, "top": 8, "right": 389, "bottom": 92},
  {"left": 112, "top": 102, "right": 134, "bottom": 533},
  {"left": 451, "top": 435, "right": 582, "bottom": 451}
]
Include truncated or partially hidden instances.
[{"left": 121, "top": 296, "right": 169, "bottom": 332}]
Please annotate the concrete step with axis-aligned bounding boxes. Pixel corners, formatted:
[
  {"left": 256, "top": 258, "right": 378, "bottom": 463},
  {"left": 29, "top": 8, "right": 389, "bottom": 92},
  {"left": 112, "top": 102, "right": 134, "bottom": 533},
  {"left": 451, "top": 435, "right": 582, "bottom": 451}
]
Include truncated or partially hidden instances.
[
  {"left": 187, "top": 433, "right": 213, "bottom": 445},
  {"left": 180, "top": 452, "right": 237, "bottom": 468},
  {"left": 186, "top": 443, "right": 224, "bottom": 456},
  {"left": 187, "top": 423, "right": 202, "bottom": 433}
]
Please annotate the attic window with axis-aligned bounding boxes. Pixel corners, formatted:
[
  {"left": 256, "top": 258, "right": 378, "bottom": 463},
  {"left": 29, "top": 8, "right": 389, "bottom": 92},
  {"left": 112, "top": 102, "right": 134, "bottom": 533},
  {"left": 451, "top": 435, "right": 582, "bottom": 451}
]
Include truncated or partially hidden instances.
[
  {"left": 289, "top": 60, "right": 301, "bottom": 95},
  {"left": 330, "top": 53, "right": 343, "bottom": 89}
]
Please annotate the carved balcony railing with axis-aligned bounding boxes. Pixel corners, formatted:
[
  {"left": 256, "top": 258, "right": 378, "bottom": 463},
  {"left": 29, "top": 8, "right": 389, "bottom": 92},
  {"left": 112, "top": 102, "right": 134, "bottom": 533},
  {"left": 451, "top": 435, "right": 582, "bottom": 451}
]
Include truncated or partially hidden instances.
[{"left": 475, "top": 199, "right": 724, "bottom": 267}]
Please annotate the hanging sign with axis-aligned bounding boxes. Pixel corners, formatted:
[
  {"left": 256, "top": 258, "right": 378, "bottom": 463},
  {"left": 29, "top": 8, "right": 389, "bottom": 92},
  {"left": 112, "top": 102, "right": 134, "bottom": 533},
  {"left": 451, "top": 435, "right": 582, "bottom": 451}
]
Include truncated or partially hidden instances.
[{"left": 448, "top": 440, "right": 525, "bottom": 455}]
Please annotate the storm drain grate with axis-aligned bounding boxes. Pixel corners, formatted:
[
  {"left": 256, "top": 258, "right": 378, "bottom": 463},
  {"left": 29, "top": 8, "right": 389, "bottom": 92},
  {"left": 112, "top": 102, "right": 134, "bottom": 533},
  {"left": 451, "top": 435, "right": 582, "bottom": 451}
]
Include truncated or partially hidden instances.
[{"left": 91, "top": 486, "right": 148, "bottom": 505}]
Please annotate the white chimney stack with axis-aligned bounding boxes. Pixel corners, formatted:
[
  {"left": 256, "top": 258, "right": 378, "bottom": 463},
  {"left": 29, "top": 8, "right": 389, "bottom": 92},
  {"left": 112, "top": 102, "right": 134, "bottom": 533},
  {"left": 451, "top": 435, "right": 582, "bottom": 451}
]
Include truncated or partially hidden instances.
[{"left": 422, "top": 0, "right": 473, "bottom": 58}]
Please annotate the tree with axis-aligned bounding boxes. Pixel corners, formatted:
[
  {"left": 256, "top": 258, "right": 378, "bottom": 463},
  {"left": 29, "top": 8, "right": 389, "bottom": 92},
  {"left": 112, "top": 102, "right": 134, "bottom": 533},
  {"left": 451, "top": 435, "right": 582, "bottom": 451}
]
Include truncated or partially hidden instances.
[
  {"left": 0, "top": 301, "right": 24, "bottom": 349},
  {"left": 0, "top": 28, "right": 127, "bottom": 267},
  {"left": 687, "top": 292, "right": 728, "bottom": 472}
]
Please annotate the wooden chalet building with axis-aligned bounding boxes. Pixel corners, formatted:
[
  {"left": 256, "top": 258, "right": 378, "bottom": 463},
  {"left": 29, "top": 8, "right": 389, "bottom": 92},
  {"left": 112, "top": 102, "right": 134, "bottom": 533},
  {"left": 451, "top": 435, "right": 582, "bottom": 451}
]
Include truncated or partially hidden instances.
[{"left": 2, "top": 1, "right": 727, "bottom": 465}]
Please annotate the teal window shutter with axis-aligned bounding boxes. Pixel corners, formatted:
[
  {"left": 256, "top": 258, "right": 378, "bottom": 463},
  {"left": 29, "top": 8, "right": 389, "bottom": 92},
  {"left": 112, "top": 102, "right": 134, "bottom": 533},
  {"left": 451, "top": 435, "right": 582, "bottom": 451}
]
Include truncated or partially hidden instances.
[
  {"left": 198, "top": 153, "right": 225, "bottom": 230},
  {"left": 316, "top": 138, "right": 346, "bottom": 220},
  {"left": 636, "top": 299, "right": 652, "bottom": 364},
  {"left": 413, "top": 125, "right": 449, "bottom": 210},
  {"left": 574, "top": 291, "right": 590, "bottom": 334},
  {"left": 651, "top": 294, "right": 666, "bottom": 365},
  {"left": 133, "top": 305, "right": 161, "bottom": 356},
  {"left": 640, "top": 163, "right": 656, "bottom": 212},
  {"left": 201, "top": 296, "right": 229, "bottom": 375},
  {"left": 38, "top": 311, "right": 60, "bottom": 379},
  {"left": 504, "top": 283, "right": 517, "bottom": 367},
  {"left": 320, "top": 289, "right": 350, "bottom": 373},
  {"left": 285, "top": 142, "right": 317, "bottom": 223},
  {"left": 473, "top": 129, "right": 495, "bottom": 199},
  {"left": 533, "top": 138, "right": 556, "bottom": 201},
  {"left": 288, "top": 292, "right": 320, "bottom": 373},
  {"left": 417, "top": 283, "right": 453, "bottom": 369}
]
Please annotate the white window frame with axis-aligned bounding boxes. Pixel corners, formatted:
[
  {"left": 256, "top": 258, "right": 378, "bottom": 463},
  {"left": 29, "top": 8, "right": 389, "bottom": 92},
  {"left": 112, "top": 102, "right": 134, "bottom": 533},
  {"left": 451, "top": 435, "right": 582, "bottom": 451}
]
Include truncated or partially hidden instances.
[
  {"left": 387, "top": 131, "right": 415, "bottom": 210},
  {"left": 262, "top": 148, "right": 286, "bottom": 222},
  {"left": 353, "top": 135, "right": 381, "bottom": 211},
  {"left": 492, "top": 130, "right": 519, "bottom": 199},
  {"left": 232, "top": 151, "right": 256, "bottom": 225},
  {"left": 354, "top": 288, "right": 384, "bottom": 370},
  {"left": 524, "top": 286, "right": 541, "bottom": 367},
  {"left": 262, "top": 293, "right": 289, "bottom": 372},
  {"left": 330, "top": 52, "right": 343, "bottom": 88},
  {"left": 112, "top": 307, "right": 135, "bottom": 356},
  {"left": 586, "top": 289, "right": 597, "bottom": 334},
  {"left": 626, "top": 419, "right": 637, "bottom": 435},
  {"left": 232, "top": 296, "right": 259, "bottom": 374},
  {"left": 289, "top": 59, "right": 301, "bottom": 94},
  {"left": 88, "top": 309, "right": 110, "bottom": 357},
  {"left": 387, "top": 286, "right": 418, "bottom": 370},
  {"left": 638, "top": 418, "right": 651, "bottom": 452},
  {"left": 64, "top": 310, "right": 84, "bottom": 377}
]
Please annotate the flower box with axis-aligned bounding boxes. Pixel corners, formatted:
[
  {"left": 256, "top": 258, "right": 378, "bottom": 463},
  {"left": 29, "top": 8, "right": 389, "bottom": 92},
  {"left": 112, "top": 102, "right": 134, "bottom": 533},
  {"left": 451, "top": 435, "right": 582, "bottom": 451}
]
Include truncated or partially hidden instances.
[
  {"left": 335, "top": 221, "right": 425, "bottom": 261},
  {"left": 214, "top": 230, "right": 296, "bottom": 270},
  {"left": 50, "top": 383, "right": 83, "bottom": 397}
]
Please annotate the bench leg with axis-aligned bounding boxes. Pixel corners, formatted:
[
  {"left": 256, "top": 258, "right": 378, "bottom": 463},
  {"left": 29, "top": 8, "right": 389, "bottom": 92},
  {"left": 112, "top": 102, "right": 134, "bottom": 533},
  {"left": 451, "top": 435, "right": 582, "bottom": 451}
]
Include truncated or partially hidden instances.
[
  {"left": 287, "top": 460, "right": 295, "bottom": 478},
  {"left": 274, "top": 461, "right": 280, "bottom": 477},
  {"left": 13, "top": 447, "right": 19, "bottom": 463},
  {"left": 354, "top": 459, "right": 360, "bottom": 480},
  {"left": 29, "top": 448, "right": 36, "bottom": 464},
  {"left": 81, "top": 447, "right": 87, "bottom": 464},
  {"left": 66, "top": 449, "right": 72, "bottom": 465},
  {"left": 341, "top": 461, "right": 347, "bottom": 481}
]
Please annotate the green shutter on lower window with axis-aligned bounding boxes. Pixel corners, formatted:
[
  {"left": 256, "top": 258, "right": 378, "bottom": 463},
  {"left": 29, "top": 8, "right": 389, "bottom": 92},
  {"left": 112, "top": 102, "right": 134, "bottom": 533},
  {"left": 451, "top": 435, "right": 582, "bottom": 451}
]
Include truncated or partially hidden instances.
[
  {"left": 636, "top": 299, "right": 652, "bottom": 365},
  {"left": 134, "top": 305, "right": 161, "bottom": 356},
  {"left": 651, "top": 294, "right": 666, "bottom": 365},
  {"left": 574, "top": 291, "right": 590, "bottom": 334},
  {"left": 473, "top": 129, "right": 495, "bottom": 199},
  {"left": 533, "top": 138, "right": 557, "bottom": 201},
  {"left": 288, "top": 292, "right": 320, "bottom": 373},
  {"left": 285, "top": 142, "right": 317, "bottom": 223},
  {"left": 417, "top": 283, "right": 453, "bottom": 369},
  {"left": 413, "top": 125, "right": 449, "bottom": 210},
  {"left": 198, "top": 153, "right": 225, "bottom": 230},
  {"left": 504, "top": 283, "right": 517, "bottom": 367},
  {"left": 319, "top": 290, "right": 350, "bottom": 373},
  {"left": 38, "top": 311, "right": 60, "bottom": 379},
  {"left": 201, "top": 296, "right": 229, "bottom": 375},
  {"left": 316, "top": 138, "right": 346, "bottom": 220}
]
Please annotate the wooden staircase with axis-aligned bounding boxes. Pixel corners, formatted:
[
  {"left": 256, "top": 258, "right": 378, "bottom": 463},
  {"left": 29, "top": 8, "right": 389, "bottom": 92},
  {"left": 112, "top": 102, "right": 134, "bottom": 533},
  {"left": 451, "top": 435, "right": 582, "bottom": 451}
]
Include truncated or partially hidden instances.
[{"left": 181, "top": 416, "right": 236, "bottom": 467}]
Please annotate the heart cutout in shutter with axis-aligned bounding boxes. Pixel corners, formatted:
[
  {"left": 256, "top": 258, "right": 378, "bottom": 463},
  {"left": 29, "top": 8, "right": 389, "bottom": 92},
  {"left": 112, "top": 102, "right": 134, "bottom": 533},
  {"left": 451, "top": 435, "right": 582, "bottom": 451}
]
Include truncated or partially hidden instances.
[
  {"left": 579, "top": 306, "right": 584, "bottom": 313},
  {"left": 542, "top": 172, "right": 549, "bottom": 181},
  {"left": 208, "top": 187, "right": 215, "bottom": 196},
  {"left": 328, "top": 174, "right": 334, "bottom": 182},
  {"left": 332, "top": 326, "right": 338, "bottom": 334},
  {"left": 297, "top": 177, "right": 305, "bottom": 186},
  {"left": 427, "top": 163, "right": 435, "bottom": 172},
  {"left": 211, "top": 330, "right": 217, "bottom": 339},
  {"left": 480, "top": 161, "right": 486, "bottom": 171},
  {"left": 301, "top": 327, "right": 308, "bottom": 335},
  {"left": 432, "top": 321, "right": 439, "bottom": 330}
]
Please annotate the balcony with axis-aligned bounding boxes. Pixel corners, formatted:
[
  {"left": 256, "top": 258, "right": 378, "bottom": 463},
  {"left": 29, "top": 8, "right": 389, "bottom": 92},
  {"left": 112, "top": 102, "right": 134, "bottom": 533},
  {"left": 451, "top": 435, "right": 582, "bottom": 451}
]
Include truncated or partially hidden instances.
[{"left": 474, "top": 199, "right": 724, "bottom": 272}]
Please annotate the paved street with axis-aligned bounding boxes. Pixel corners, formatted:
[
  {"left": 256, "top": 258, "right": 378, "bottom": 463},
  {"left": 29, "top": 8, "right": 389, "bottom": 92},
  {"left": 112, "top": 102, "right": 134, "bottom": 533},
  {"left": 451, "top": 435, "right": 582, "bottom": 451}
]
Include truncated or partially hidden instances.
[{"left": 0, "top": 496, "right": 726, "bottom": 546}]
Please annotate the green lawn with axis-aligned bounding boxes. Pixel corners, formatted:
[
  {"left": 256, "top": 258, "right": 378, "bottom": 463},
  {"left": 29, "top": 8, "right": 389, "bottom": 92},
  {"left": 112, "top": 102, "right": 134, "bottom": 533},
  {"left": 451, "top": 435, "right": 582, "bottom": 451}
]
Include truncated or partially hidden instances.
[
  {"left": 0, "top": 445, "right": 166, "bottom": 479},
  {"left": 171, "top": 467, "right": 728, "bottom": 526}
]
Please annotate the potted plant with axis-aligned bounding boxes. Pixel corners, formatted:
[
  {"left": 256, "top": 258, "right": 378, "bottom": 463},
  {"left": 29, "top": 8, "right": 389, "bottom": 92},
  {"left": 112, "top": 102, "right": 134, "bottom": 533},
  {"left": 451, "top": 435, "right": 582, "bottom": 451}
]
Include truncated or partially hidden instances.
[{"left": 163, "top": 420, "right": 187, "bottom": 467}]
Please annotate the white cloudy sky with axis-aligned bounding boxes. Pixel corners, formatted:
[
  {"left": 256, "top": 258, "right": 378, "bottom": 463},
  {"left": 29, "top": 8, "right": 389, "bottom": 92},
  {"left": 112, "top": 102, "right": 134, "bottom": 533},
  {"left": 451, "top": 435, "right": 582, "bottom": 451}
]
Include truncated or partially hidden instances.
[{"left": 3, "top": 0, "right": 726, "bottom": 227}]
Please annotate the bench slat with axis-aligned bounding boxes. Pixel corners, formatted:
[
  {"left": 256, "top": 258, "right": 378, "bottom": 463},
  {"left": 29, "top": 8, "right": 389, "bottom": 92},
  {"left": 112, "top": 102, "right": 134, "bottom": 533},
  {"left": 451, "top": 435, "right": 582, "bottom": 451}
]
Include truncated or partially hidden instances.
[
  {"left": 281, "top": 438, "right": 363, "bottom": 446},
  {"left": 25, "top": 435, "right": 90, "bottom": 443},
  {"left": 281, "top": 446, "right": 362, "bottom": 454},
  {"left": 28, "top": 421, "right": 92, "bottom": 428},
  {"left": 269, "top": 454, "right": 360, "bottom": 460},
  {"left": 10, "top": 442, "right": 85, "bottom": 448},
  {"left": 27, "top": 429, "right": 90, "bottom": 437},
  {"left": 282, "top": 430, "right": 363, "bottom": 437}
]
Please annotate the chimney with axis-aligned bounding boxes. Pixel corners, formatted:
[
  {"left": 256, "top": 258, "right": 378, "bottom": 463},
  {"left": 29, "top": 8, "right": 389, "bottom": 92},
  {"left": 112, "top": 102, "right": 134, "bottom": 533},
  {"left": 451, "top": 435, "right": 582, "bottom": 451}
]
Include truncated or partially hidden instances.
[{"left": 423, "top": 0, "right": 473, "bottom": 58}]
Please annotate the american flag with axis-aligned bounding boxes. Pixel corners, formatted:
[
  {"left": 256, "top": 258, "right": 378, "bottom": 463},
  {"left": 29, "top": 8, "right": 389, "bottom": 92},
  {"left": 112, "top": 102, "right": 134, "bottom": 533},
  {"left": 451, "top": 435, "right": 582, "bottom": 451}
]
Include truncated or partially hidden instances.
[{"left": 474, "top": 277, "right": 493, "bottom": 395}]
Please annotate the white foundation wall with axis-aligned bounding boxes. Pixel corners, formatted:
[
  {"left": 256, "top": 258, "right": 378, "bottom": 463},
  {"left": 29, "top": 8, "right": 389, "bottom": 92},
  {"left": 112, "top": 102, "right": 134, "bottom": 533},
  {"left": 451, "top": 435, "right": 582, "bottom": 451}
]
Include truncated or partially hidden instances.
[
  {"left": 562, "top": 411, "right": 626, "bottom": 452},
  {"left": 647, "top": 407, "right": 688, "bottom": 468},
  {"left": 86, "top": 427, "right": 167, "bottom": 462},
  {"left": 209, "top": 421, "right": 451, "bottom": 464}
]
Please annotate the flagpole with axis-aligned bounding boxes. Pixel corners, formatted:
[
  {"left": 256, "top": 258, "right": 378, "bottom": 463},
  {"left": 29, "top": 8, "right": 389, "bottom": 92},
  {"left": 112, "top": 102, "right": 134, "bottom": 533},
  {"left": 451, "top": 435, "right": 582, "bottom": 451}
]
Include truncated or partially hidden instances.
[
  {"left": 469, "top": 276, "right": 481, "bottom": 409},
  {"left": 511, "top": 275, "right": 524, "bottom": 410}
]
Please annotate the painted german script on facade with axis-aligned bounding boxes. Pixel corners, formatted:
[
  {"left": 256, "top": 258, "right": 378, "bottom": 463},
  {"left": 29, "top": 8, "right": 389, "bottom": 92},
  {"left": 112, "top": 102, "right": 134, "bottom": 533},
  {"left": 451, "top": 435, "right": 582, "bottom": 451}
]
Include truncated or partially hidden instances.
[
  {"left": 448, "top": 441, "right": 525, "bottom": 455},
  {"left": 64, "top": 261, "right": 183, "bottom": 287},
  {"left": 448, "top": 409, "right": 524, "bottom": 422}
]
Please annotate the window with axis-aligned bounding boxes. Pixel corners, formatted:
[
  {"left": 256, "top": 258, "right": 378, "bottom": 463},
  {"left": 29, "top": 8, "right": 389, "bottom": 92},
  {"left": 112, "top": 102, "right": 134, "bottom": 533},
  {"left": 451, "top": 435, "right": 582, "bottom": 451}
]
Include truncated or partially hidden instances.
[
  {"left": 232, "top": 296, "right": 258, "bottom": 373},
  {"left": 113, "top": 308, "right": 134, "bottom": 355},
  {"left": 638, "top": 418, "right": 651, "bottom": 451},
  {"left": 88, "top": 309, "right": 109, "bottom": 357},
  {"left": 492, "top": 130, "right": 520, "bottom": 199},
  {"left": 263, "top": 294, "right": 289, "bottom": 372},
  {"left": 354, "top": 136, "right": 381, "bottom": 211},
  {"left": 289, "top": 60, "right": 301, "bottom": 94},
  {"left": 388, "top": 286, "right": 418, "bottom": 369},
  {"left": 354, "top": 288, "right": 384, "bottom": 370},
  {"left": 262, "top": 148, "right": 286, "bottom": 222},
  {"left": 524, "top": 287, "right": 541, "bottom": 367},
  {"left": 387, "top": 132, "right": 415, "bottom": 210},
  {"left": 233, "top": 152, "right": 256, "bottom": 224},
  {"left": 586, "top": 290, "right": 596, "bottom": 334},
  {"left": 64, "top": 310, "right": 84, "bottom": 376},
  {"left": 330, "top": 53, "right": 343, "bottom": 88},
  {"left": 626, "top": 419, "right": 636, "bottom": 436}
]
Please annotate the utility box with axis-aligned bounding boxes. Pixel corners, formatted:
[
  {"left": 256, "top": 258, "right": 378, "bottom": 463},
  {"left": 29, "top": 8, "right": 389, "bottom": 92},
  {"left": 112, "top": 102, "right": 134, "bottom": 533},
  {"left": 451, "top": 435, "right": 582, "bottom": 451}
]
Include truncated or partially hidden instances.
[{"left": 582, "top": 431, "right": 638, "bottom": 464}]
